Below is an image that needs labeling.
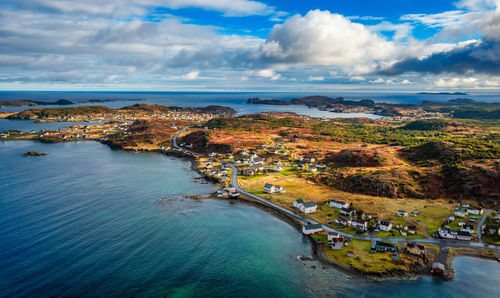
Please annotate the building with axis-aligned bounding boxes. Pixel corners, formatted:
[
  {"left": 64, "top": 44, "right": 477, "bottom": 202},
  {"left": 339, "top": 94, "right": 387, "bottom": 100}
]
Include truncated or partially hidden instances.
[
  {"left": 408, "top": 225, "right": 417, "bottom": 235},
  {"left": 340, "top": 207, "right": 355, "bottom": 217},
  {"left": 300, "top": 202, "right": 317, "bottom": 214},
  {"left": 249, "top": 156, "right": 264, "bottom": 168},
  {"left": 327, "top": 232, "right": 344, "bottom": 250},
  {"left": 460, "top": 202, "right": 470, "bottom": 208},
  {"left": 334, "top": 217, "right": 351, "bottom": 227},
  {"left": 486, "top": 225, "right": 500, "bottom": 236},
  {"left": 493, "top": 214, "right": 500, "bottom": 224},
  {"left": 456, "top": 231, "right": 472, "bottom": 241},
  {"left": 371, "top": 241, "right": 398, "bottom": 253},
  {"left": 352, "top": 220, "right": 368, "bottom": 232},
  {"left": 329, "top": 200, "right": 350, "bottom": 209},
  {"left": 407, "top": 243, "right": 426, "bottom": 256},
  {"left": 264, "top": 183, "right": 285, "bottom": 194},
  {"left": 273, "top": 165, "right": 283, "bottom": 172},
  {"left": 467, "top": 207, "right": 484, "bottom": 215},
  {"left": 438, "top": 227, "right": 458, "bottom": 239},
  {"left": 292, "top": 199, "right": 304, "bottom": 208},
  {"left": 460, "top": 224, "right": 474, "bottom": 234},
  {"left": 454, "top": 209, "right": 467, "bottom": 218},
  {"left": 302, "top": 223, "right": 323, "bottom": 235},
  {"left": 397, "top": 210, "right": 408, "bottom": 217},
  {"left": 378, "top": 220, "right": 393, "bottom": 231},
  {"left": 250, "top": 163, "right": 264, "bottom": 173}
]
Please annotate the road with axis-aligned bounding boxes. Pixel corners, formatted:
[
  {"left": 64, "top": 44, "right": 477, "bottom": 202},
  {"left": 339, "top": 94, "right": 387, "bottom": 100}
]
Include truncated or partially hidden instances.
[
  {"left": 477, "top": 209, "right": 492, "bottom": 243},
  {"left": 173, "top": 126, "right": 500, "bottom": 251}
]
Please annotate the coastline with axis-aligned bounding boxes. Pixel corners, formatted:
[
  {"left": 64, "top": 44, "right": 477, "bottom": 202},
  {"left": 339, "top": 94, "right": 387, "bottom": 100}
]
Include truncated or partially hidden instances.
[{"left": 5, "top": 137, "right": 499, "bottom": 282}]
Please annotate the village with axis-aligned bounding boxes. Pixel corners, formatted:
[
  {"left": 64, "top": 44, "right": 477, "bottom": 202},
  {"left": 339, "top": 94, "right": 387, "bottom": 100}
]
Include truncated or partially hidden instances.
[{"left": 1, "top": 104, "right": 499, "bottom": 279}]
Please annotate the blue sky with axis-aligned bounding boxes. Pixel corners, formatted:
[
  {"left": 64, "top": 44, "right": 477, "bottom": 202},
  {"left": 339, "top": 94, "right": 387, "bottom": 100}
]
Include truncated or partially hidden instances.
[{"left": 1, "top": 0, "right": 499, "bottom": 91}]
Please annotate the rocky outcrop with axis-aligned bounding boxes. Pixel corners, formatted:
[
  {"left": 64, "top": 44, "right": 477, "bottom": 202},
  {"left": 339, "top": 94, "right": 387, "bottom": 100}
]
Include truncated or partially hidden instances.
[{"left": 22, "top": 151, "right": 48, "bottom": 157}]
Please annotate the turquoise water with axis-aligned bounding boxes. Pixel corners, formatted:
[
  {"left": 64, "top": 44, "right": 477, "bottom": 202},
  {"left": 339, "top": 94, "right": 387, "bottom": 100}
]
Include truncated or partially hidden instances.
[{"left": 1, "top": 141, "right": 499, "bottom": 297}]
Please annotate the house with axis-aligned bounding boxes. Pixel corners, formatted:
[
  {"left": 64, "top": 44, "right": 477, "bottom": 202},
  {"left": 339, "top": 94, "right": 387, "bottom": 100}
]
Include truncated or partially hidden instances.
[
  {"left": 407, "top": 243, "right": 426, "bottom": 256},
  {"left": 454, "top": 209, "right": 468, "bottom": 218},
  {"left": 273, "top": 165, "right": 283, "bottom": 172},
  {"left": 371, "top": 241, "right": 398, "bottom": 253},
  {"left": 399, "top": 229, "right": 408, "bottom": 236},
  {"left": 264, "top": 183, "right": 276, "bottom": 194},
  {"left": 340, "top": 208, "right": 355, "bottom": 217},
  {"left": 308, "top": 166, "right": 318, "bottom": 173},
  {"left": 460, "top": 224, "right": 474, "bottom": 234},
  {"left": 327, "top": 232, "right": 344, "bottom": 250},
  {"left": 292, "top": 199, "right": 304, "bottom": 208},
  {"left": 493, "top": 214, "right": 500, "bottom": 224},
  {"left": 467, "top": 207, "right": 484, "bottom": 215},
  {"left": 432, "top": 262, "right": 446, "bottom": 275},
  {"left": 249, "top": 156, "right": 264, "bottom": 167},
  {"left": 460, "top": 202, "right": 470, "bottom": 208},
  {"left": 300, "top": 202, "right": 318, "bottom": 214},
  {"left": 302, "top": 223, "right": 323, "bottom": 235},
  {"left": 438, "top": 227, "right": 458, "bottom": 239},
  {"left": 378, "top": 220, "right": 393, "bottom": 231},
  {"left": 227, "top": 184, "right": 236, "bottom": 192},
  {"left": 408, "top": 225, "right": 417, "bottom": 235},
  {"left": 274, "top": 185, "right": 285, "bottom": 193},
  {"left": 412, "top": 210, "right": 420, "bottom": 216},
  {"left": 361, "top": 213, "right": 374, "bottom": 220},
  {"left": 329, "top": 200, "right": 350, "bottom": 209},
  {"left": 447, "top": 214, "right": 455, "bottom": 222},
  {"left": 334, "top": 217, "right": 351, "bottom": 227},
  {"left": 243, "top": 169, "right": 255, "bottom": 176},
  {"left": 352, "top": 220, "right": 368, "bottom": 232},
  {"left": 457, "top": 231, "right": 472, "bottom": 241},
  {"left": 250, "top": 163, "right": 264, "bottom": 173},
  {"left": 397, "top": 210, "right": 409, "bottom": 217},
  {"left": 486, "top": 225, "right": 500, "bottom": 236}
]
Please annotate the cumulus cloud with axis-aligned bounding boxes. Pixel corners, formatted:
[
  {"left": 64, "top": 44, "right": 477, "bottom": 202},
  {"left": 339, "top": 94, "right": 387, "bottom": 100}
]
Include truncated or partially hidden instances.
[
  {"left": 308, "top": 76, "right": 324, "bottom": 81},
  {"left": 259, "top": 10, "right": 396, "bottom": 74}
]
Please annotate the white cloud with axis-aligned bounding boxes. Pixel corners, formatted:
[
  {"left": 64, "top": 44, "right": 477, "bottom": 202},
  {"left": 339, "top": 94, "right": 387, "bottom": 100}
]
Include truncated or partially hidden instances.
[
  {"left": 308, "top": 76, "right": 324, "bottom": 81},
  {"left": 350, "top": 76, "right": 365, "bottom": 81},
  {"left": 181, "top": 71, "right": 200, "bottom": 80},
  {"left": 260, "top": 10, "right": 397, "bottom": 73}
]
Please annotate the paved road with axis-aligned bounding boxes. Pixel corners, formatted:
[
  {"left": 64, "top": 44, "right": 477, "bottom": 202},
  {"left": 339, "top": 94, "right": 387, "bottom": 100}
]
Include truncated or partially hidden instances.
[
  {"left": 173, "top": 126, "right": 500, "bottom": 251},
  {"left": 477, "top": 209, "right": 492, "bottom": 244}
]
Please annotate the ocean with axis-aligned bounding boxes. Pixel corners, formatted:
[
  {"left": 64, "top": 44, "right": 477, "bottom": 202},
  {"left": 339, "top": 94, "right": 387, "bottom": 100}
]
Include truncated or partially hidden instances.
[{"left": 1, "top": 141, "right": 499, "bottom": 297}]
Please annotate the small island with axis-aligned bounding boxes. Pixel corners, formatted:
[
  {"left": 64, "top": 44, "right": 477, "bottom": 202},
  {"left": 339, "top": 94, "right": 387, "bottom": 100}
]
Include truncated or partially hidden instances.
[{"left": 22, "top": 151, "right": 48, "bottom": 157}]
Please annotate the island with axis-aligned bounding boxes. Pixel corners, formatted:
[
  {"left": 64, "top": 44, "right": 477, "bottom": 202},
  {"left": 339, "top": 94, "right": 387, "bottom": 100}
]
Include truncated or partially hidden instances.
[
  {"left": 0, "top": 99, "right": 73, "bottom": 108},
  {"left": 1, "top": 102, "right": 499, "bottom": 280},
  {"left": 247, "top": 95, "right": 500, "bottom": 118},
  {"left": 22, "top": 151, "right": 48, "bottom": 157}
]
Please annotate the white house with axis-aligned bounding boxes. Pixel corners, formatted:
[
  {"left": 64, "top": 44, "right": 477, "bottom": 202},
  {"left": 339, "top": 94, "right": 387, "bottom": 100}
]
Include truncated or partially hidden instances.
[
  {"left": 454, "top": 209, "right": 468, "bottom": 218},
  {"left": 378, "top": 220, "right": 393, "bottom": 231},
  {"left": 397, "top": 210, "right": 408, "bottom": 217},
  {"left": 292, "top": 199, "right": 304, "bottom": 208},
  {"left": 467, "top": 207, "right": 484, "bottom": 215},
  {"left": 328, "top": 232, "right": 344, "bottom": 250},
  {"left": 352, "top": 220, "right": 368, "bottom": 232},
  {"left": 273, "top": 165, "right": 283, "bottom": 172},
  {"left": 457, "top": 231, "right": 472, "bottom": 241},
  {"left": 329, "top": 200, "right": 350, "bottom": 209},
  {"left": 438, "top": 227, "right": 458, "bottom": 239},
  {"left": 249, "top": 156, "right": 264, "bottom": 167},
  {"left": 302, "top": 223, "right": 323, "bottom": 235},
  {"left": 264, "top": 183, "right": 277, "bottom": 194},
  {"left": 460, "top": 224, "right": 474, "bottom": 234},
  {"left": 300, "top": 201, "right": 317, "bottom": 214},
  {"left": 334, "top": 217, "right": 351, "bottom": 227},
  {"left": 340, "top": 208, "right": 355, "bottom": 217}
]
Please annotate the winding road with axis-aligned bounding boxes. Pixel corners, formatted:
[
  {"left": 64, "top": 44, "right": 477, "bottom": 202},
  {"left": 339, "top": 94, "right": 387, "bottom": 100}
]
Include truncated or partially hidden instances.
[{"left": 173, "top": 126, "right": 500, "bottom": 251}]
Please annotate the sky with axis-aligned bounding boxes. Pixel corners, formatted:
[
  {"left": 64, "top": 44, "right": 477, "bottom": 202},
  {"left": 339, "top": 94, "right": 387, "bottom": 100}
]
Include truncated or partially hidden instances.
[{"left": 1, "top": 0, "right": 500, "bottom": 92}]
